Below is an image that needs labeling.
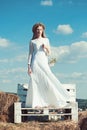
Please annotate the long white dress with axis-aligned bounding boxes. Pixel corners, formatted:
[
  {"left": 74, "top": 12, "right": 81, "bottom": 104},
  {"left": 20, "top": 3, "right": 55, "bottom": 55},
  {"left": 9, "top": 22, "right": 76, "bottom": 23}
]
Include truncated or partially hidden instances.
[{"left": 26, "top": 37, "right": 70, "bottom": 108}]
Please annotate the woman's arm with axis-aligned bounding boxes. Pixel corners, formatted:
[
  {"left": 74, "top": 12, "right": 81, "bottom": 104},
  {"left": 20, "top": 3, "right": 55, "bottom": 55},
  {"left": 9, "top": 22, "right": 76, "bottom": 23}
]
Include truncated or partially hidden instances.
[{"left": 28, "top": 41, "right": 33, "bottom": 75}]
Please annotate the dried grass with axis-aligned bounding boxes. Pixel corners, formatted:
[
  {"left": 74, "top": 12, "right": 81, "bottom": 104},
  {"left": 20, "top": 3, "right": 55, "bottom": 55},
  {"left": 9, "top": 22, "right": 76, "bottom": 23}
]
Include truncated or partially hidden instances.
[
  {"left": 0, "top": 121, "right": 80, "bottom": 130},
  {"left": 78, "top": 111, "right": 87, "bottom": 130},
  {"left": 0, "top": 92, "right": 19, "bottom": 122}
]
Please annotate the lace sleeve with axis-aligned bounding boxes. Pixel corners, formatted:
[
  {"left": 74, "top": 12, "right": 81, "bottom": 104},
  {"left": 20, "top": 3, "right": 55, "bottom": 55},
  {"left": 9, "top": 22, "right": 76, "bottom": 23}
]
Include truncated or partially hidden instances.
[
  {"left": 46, "top": 38, "right": 51, "bottom": 56},
  {"left": 28, "top": 41, "right": 34, "bottom": 66}
]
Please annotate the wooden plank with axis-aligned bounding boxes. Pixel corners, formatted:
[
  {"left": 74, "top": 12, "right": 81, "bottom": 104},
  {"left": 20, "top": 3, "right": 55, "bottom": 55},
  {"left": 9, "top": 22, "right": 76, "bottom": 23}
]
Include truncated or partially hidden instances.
[
  {"left": 21, "top": 113, "right": 72, "bottom": 116},
  {"left": 21, "top": 107, "right": 72, "bottom": 110}
]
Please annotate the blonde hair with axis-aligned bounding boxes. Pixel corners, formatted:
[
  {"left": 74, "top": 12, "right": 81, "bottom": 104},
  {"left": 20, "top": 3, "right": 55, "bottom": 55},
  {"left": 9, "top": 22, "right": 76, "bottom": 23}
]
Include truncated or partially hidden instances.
[{"left": 32, "top": 23, "right": 46, "bottom": 39}]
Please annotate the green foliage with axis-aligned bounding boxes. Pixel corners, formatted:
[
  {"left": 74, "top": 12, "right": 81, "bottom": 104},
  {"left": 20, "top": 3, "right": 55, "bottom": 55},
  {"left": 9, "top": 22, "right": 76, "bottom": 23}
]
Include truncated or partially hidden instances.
[{"left": 76, "top": 99, "right": 87, "bottom": 110}]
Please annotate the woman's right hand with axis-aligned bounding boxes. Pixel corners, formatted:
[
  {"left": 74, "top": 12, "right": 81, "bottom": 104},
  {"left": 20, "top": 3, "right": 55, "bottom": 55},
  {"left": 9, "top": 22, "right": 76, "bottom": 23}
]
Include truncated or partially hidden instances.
[{"left": 28, "top": 66, "right": 32, "bottom": 75}]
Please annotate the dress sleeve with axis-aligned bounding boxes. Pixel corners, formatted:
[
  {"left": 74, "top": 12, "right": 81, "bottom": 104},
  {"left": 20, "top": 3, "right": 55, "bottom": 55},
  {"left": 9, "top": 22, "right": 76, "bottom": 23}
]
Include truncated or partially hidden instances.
[
  {"left": 46, "top": 38, "right": 51, "bottom": 56},
  {"left": 28, "top": 41, "right": 34, "bottom": 66}
]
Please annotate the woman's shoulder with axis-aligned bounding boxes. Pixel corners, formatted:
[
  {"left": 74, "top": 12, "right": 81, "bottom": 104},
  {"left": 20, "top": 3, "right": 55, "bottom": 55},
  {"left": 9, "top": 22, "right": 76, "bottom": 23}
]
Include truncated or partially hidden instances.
[
  {"left": 44, "top": 37, "right": 50, "bottom": 43},
  {"left": 29, "top": 37, "right": 49, "bottom": 42},
  {"left": 29, "top": 39, "right": 35, "bottom": 44},
  {"left": 43, "top": 37, "right": 49, "bottom": 41},
  {"left": 30, "top": 39, "right": 34, "bottom": 42}
]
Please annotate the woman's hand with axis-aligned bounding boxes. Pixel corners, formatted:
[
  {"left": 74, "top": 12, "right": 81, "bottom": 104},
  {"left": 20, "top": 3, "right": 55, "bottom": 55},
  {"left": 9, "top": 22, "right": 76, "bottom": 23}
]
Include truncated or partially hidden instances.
[
  {"left": 42, "top": 44, "right": 49, "bottom": 54},
  {"left": 28, "top": 65, "right": 32, "bottom": 75},
  {"left": 42, "top": 44, "right": 45, "bottom": 49}
]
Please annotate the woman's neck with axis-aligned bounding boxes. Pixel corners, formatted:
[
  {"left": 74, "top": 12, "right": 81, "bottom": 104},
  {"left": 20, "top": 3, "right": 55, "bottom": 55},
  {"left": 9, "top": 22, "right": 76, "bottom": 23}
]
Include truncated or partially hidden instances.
[{"left": 36, "top": 36, "right": 42, "bottom": 39}]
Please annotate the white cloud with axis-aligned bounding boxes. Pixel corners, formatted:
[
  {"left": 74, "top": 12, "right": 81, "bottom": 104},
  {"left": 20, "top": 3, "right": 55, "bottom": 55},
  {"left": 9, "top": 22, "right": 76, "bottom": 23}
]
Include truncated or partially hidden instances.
[
  {"left": 0, "top": 67, "right": 26, "bottom": 75},
  {"left": 6, "top": 67, "right": 26, "bottom": 74},
  {"left": 50, "top": 41, "right": 87, "bottom": 64},
  {"left": 56, "top": 71, "right": 86, "bottom": 80},
  {"left": 71, "top": 72, "right": 84, "bottom": 79},
  {"left": 55, "top": 71, "right": 87, "bottom": 86},
  {"left": 81, "top": 32, "right": 87, "bottom": 38},
  {"left": 50, "top": 45, "right": 69, "bottom": 61},
  {"left": 0, "top": 54, "right": 27, "bottom": 64},
  {"left": 0, "top": 59, "right": 9, "bottom": 63},
  {"left": 54, "top": 24, "right": 73, "bottom": 35},
  {"left": 0, "top": 37, "right": 10, "bottom": 47},
  {"left": 71, "top": 41, "right": 87, "bottom": 59},
  {"left": 2, "top": 79, "right": 11, "bottom": 83},
  {"left": 41, "top": 0, "right": 53, "bottom": 6},
  {"left": 15, "top": 54, "right": 27, "bottom": 62}
]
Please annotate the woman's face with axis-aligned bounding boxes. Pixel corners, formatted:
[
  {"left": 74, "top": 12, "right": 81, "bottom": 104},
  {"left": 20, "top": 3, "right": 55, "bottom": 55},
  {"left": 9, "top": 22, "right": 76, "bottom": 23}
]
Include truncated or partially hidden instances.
[{"left": 35, "top": 26, "right": 43, "bottom": 38}]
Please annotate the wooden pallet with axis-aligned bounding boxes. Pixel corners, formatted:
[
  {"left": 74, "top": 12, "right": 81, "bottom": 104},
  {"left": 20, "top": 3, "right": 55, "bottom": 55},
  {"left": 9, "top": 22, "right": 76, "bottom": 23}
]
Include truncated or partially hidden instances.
[{"left": 14, "top": 102, "right": 78, "bottom": 123}]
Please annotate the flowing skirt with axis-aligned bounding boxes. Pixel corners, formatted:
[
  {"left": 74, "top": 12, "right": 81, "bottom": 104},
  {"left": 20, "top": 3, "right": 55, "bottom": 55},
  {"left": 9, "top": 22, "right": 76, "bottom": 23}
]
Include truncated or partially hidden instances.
[{"left": 26, "top": 51, "right": 70, "bottom": 108}]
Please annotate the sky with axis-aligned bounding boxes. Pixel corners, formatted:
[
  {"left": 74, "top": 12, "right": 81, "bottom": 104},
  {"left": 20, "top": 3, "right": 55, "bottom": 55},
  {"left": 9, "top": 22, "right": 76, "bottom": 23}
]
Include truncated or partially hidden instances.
[{"left": 0, "top": 0, "right": 87, "bottom": 99}]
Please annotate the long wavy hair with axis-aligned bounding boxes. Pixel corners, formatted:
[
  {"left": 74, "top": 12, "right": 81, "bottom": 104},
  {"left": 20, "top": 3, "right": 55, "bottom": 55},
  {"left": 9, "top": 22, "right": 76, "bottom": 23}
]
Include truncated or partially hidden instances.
[{"left": 32, "top": 23, "right": 46, "bottom": 39}]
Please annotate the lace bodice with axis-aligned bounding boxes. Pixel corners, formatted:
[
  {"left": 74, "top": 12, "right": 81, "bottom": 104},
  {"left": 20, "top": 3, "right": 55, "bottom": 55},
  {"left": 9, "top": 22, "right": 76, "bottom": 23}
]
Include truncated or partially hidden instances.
[{"left": 28, "top": 37, "right": 51, "bottom": 65}]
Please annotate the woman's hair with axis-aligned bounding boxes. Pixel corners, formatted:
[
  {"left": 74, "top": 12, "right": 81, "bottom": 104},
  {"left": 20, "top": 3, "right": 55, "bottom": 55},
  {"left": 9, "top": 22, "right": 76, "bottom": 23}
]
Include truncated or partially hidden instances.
[{"left": 32, "top": 23, "right": 46, "bottom": 39}]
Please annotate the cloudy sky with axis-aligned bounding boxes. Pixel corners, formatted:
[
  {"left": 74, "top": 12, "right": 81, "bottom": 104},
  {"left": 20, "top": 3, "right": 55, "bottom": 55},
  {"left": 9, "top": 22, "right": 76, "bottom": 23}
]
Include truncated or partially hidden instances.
[{"left": 0, "top": 0, "right": 87, "bottom": 99}]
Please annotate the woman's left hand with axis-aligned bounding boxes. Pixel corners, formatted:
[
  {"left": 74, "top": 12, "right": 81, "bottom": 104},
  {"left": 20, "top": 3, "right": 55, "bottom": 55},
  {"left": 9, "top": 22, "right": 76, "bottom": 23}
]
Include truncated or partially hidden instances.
[
  {"left": 42, "top": 44, "right": 49, "bottom": 54},
  {"left": 42, "top": 44, "right": 45, "bottom": 48}
]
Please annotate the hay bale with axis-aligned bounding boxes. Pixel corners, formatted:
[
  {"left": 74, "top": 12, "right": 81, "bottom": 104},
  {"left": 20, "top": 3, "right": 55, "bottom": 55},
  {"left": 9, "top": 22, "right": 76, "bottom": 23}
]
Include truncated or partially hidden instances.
[
  {"left": 0, "top": 121, "right": 80, "bottom": 130},
  {"left": 0, "top": 92, "right": 19, "bottom": 122},
  {"left": 78, "top": 111, "right": 87, "bottom": 130}
]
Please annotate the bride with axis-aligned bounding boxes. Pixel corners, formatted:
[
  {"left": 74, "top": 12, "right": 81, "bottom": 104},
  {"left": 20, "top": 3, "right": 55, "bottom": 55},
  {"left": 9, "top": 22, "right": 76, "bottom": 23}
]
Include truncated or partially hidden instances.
[{"left": 26, "top": 22, "right": 70, "bottom": 108}]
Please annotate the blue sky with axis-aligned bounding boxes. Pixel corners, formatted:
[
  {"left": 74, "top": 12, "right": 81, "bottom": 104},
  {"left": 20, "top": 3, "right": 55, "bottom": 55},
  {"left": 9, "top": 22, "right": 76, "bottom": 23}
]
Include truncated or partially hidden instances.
[{"left": 0, "top": 0, "right": 87, "bottom": 99}]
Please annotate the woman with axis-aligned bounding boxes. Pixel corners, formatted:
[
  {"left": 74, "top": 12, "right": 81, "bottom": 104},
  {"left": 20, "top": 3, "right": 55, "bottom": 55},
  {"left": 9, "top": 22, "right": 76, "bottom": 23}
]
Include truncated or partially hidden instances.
[{"left": 26, "top": 23, "right": 70, "bottom": 108}]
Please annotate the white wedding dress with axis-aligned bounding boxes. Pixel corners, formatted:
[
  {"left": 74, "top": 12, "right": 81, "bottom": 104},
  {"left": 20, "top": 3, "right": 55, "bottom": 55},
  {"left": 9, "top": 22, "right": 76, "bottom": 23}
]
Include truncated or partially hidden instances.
[{"left": 26, "top": 37, "right": 70, "bottom": 108}]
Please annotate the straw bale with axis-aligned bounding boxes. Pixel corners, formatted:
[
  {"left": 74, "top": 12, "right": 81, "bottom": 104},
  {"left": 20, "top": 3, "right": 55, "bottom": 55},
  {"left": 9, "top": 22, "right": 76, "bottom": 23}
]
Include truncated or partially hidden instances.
[
  {"left": 78, "top": 111, "right": 87, "bottom": 130},
  {"left": 0, "top": 121, "right": 80, "bottom": 130},
  {"left": 0, "top": 92, "right": 19, "bottom": 122}
]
